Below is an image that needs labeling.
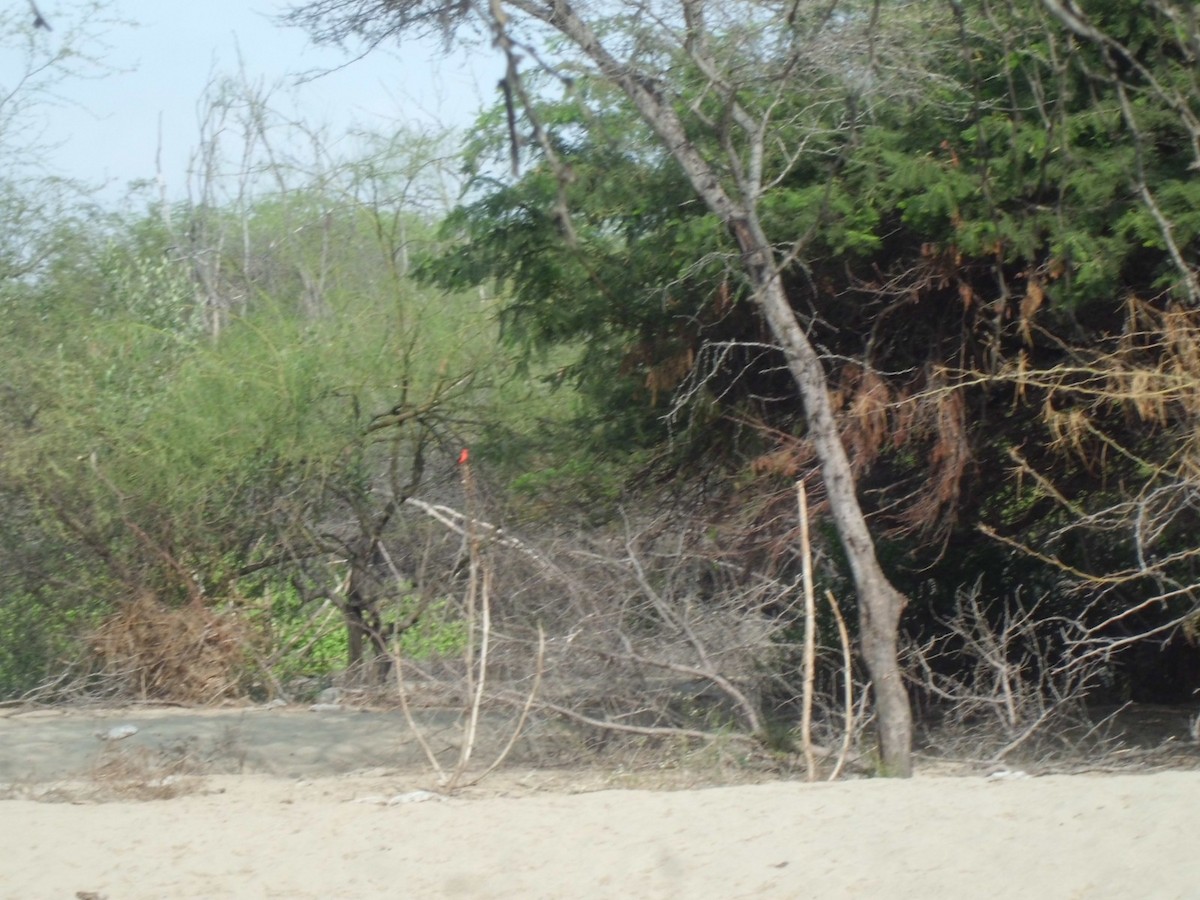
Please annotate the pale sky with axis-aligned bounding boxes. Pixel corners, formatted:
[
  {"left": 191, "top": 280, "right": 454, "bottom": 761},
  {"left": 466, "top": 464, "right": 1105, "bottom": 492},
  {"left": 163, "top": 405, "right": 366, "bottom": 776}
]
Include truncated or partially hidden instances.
[{"left": 17, "top": 0, "right": 503, "bottom": 204}]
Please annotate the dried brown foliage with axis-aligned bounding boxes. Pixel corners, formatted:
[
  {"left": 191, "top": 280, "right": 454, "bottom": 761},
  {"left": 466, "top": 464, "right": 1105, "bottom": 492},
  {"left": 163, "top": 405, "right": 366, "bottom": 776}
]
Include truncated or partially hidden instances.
[
  {"left": 996, "top": 298, "right": 1200, "bottom": 451},
  {"left": 893, "top": 381, "right": 969, "bottom": 538},
  {"left": 87, "top": 593, "right": 252, "bottom": 703},
  {"left": 973, "top": 298, "right": 1200, "bottom": 661},
  {"left": 839, "top": 366, "right": 892, "bottom": 475},
  {"left": 738, "top": 362, "right": 973, "bottom": 564},
  {"left": 620, "top": 341, "right": 698, "bottom": 408}
]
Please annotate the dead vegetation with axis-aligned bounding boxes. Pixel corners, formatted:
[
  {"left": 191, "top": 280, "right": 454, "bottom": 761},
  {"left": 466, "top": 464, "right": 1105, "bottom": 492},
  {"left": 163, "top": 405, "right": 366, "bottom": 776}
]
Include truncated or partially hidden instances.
[
  {"left": 905, "top": 583, "right": 1118, "bottom": 766},
  {"left": 30, "top": 508, "right": 1195, "bottom": 786},
  {"left": 85, "top": 592, "right": 253, "bottom": 704},
  {"left": 0, "top": 732, "right": 235, "bottom": 803}
]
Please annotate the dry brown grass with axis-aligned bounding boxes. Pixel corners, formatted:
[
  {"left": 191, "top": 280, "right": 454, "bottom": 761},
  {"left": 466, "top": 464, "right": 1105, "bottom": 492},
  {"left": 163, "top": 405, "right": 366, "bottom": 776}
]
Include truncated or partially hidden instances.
[{"left": 87, "top": 592, "right": 252, "bottom": 703}]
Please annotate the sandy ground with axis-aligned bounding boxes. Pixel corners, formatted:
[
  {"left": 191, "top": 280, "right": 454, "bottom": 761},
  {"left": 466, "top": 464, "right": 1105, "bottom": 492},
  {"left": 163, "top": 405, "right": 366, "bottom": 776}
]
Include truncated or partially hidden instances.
[{"left": 2, "top": 707, "right": 1199, "bottom": 899}]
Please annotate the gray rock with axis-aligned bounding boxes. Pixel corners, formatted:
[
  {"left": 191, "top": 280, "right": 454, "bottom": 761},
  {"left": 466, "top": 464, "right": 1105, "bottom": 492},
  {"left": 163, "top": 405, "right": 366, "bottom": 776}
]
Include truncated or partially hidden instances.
[
  {"left": 95, "top": 724, "right": 139, "bottom": 742},
  {"left": 387, "top": 790, "right": 442, "bottom": 805},
  {"left": 317, "top": 687, "right": 342, "bottom": 704}
]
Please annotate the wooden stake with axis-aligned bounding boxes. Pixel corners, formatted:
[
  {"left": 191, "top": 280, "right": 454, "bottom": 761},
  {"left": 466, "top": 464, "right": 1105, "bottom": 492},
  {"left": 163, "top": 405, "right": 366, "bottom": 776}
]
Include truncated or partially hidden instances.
[
  {"left": 797, "top": 480, "right": 817, "bottom": 782},
  {"left": 826, "top": 589, "right": 854, "bottom": 781}
]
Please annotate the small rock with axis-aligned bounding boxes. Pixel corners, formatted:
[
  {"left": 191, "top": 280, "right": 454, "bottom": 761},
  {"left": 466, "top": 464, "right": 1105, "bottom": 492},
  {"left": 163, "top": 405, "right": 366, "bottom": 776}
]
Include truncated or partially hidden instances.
[
  {"left": 308, "top": 703, "right": 342, "bottom": 712},
  {"left": 986, "top": 769, "right": 1029, "bottom": 781},
  {"left": 387, "top": 790, "right": 442, "bottom": 805},
  {"left": 95, "top": 724, "right": 138, "bottom": 742},
  {"left": 317, "top": 687, "right": 342, "bottom": 704}
]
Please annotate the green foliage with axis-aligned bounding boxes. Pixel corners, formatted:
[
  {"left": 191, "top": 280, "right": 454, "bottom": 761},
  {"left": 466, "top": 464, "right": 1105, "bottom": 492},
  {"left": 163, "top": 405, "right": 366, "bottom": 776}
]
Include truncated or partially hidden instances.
[
  {"left": 0, "top": 123, "right": 516, "bottom": 695},
  {"left": 394, "top": 596, "right": 466, "bottom": 659},
  {"left": 246, "top": 579, "right": 348, "bottom": 683},
  {"left": 409, "top": 0, "right": 1200, "bottom": 637},
  {"left": 0, "top": 590, "right": 97, "bottom": 697},
  {"left": 422, "top": 87, "right": 752, "bottom": 473}
]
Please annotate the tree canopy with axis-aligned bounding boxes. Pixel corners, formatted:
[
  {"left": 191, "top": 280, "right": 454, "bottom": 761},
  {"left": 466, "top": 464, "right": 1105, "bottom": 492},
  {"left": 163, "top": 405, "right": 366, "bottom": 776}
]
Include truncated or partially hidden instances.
[{"left": 1, "top": 0, "right": 1199, "bottom": 777}]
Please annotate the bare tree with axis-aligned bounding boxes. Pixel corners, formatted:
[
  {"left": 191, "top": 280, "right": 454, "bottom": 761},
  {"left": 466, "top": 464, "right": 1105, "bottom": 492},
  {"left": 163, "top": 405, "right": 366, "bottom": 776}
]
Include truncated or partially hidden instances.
[
  {"left": 907, "top": 583, "right": 1110, "bottom": 764},
  {"left": 285, "top": 0, "right": 930, "bottom": 775}
]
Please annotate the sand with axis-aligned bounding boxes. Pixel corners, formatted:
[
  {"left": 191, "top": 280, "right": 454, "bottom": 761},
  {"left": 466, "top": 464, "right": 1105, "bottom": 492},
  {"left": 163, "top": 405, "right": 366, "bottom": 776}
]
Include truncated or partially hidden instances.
[{"left": 1, "top": 707, "right": 1198, "bottom": 898}]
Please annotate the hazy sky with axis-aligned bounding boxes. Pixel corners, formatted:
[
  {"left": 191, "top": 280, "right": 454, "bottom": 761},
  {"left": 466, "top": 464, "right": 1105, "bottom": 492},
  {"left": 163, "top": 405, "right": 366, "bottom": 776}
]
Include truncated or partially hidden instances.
[{"left": 23, "top": 0, "right": 503, "bottom": 203}]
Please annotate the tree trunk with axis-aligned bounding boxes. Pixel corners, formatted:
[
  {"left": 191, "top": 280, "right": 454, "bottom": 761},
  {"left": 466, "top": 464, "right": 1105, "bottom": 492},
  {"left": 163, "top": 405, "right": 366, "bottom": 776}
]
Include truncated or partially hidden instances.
[
  {"left": 345, "top": 606, "right": 366, "bottom": 675},
  {"left": 535, "top": 3, "right": 915, "bottom": 775},
  {"left": 344, "top": 569, "right": 371, "bottom": 682},
  {"left": 730, "top": 220, "right": 914, "bottom": 776}
]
